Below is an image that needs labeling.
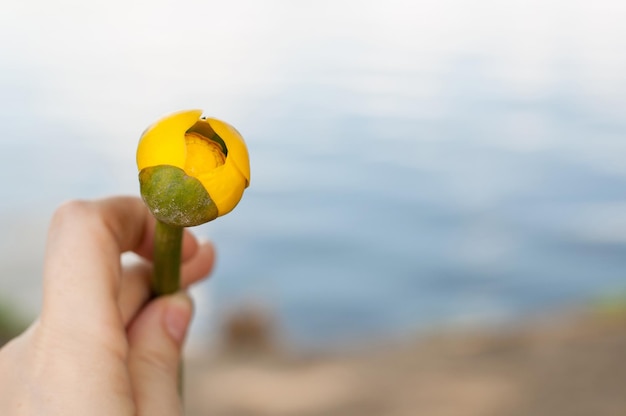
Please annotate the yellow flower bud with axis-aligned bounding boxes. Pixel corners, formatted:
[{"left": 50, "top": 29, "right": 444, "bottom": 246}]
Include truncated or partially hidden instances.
[{"left": 137, "top": 109, "right": 250, "bottom": 226}]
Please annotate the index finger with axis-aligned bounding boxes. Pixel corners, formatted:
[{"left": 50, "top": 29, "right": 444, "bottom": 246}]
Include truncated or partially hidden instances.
[{"left": 41, "top": 197, "right": 152, "bottom": 339}]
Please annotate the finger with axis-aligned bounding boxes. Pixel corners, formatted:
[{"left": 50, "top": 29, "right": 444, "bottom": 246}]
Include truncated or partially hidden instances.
[
  {"left": 180, "top": 240, "right": 216, "bottom": 286},
  {"left": 128, "top": 292, "right": 192, "bottom": 416},
  {"left": 118, "top": 241, "right": 215, "bottom": 325},
  {"left": 41, "top": 197, "right": 150, "bottom": 338},
  {"left": 118, "top": 261, "right": 152, "bottom": 324}
]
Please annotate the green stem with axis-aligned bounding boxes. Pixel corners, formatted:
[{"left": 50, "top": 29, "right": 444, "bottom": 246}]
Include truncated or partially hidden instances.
[
  {"left": 152, "top": 220, "right": 184, "bottom": 296},
  {"left": 152, "top": 219, "right": 185, "bottom": 401}
]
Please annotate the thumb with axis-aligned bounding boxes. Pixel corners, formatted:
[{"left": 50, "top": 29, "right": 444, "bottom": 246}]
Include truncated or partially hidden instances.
[{"left": 127, "top": 292, "right": 193, "bottom": 416}]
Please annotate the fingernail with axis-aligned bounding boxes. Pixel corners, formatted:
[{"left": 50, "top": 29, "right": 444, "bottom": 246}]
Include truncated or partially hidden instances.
[
  {"left": 197, "top": 236, "right": 213, "bottom": 247},
  {"left": 164, "top": 293, "right": 193, "bottom": 344}
]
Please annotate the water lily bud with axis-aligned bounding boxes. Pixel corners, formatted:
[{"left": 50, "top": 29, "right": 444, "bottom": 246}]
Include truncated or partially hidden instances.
[{"left": 137, "top": 109, "right": 251, "bottom": 227}]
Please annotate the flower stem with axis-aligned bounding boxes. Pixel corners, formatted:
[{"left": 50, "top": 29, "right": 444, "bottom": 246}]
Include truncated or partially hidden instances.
[
  {"left": 152, "top": 219, "right": 185, "bottom": 401},
  {"left": 152, "top": 220, "right": 184, "bottom": 296}
]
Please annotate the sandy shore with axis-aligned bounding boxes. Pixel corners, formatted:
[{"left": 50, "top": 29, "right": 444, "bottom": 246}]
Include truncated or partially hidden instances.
[{"left": 184, "top": 307, "right": 626, "bottom": 416}]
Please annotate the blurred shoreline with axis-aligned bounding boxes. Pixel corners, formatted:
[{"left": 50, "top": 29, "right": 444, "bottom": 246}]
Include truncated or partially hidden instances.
[
  {"left": 1, "top": 281, "right": 625, "bottom": 415},
  {"left": 185, "top": 304, "right": 626, "bottom": 416}
]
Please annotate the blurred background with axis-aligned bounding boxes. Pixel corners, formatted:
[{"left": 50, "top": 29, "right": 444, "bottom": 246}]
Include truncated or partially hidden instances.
[{"left": 2, "top": 0, "right": 626, "bottom": 414}]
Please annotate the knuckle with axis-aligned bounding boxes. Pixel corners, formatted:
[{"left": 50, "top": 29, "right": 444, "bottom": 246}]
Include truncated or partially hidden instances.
[
  {"left": 48, "top": 199, "right": 109, "bottom": 241},
  {"left": 136, "top": 347, "right": 177, "bottom": 376},
  {"left": 51, "top": 199, "right": 93, "bottom": 225}
]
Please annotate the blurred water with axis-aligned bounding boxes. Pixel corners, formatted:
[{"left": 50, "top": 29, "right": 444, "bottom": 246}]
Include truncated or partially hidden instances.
[{"left": 1, "top": 0, "right": 626, "bottom": 349}]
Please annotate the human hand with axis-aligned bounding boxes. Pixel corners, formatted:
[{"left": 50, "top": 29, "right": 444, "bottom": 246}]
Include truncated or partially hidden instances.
[{"left": 0, "top": 196, "right": 214, "bottom": 415}]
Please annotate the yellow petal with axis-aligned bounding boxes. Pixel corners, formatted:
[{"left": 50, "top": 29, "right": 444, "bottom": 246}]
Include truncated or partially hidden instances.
[
  {"left": 195, "top": 160, "right": 247, "bottom": 216},
  {"left": 136, "top": 109, "right": 203, "bottom": 171},
  {"left": 206, "top": 118, "right": 251, "bottom": 187}
]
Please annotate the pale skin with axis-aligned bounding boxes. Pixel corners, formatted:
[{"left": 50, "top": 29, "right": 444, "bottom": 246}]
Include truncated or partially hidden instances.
[{"left": 0, "top": 196, "right": 215, "bottom": 415}]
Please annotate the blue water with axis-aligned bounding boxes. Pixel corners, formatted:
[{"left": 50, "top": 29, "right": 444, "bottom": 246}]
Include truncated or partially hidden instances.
[
  {"left": 2, "top": 0, "right": 626, "bottom": 349},
  {"left": 203, "top": 103, "right": 626, "bottom": 348}
]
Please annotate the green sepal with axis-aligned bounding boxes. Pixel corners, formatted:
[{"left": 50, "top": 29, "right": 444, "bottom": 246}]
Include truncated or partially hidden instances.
[{"left": 139, "top": 165, "right": 218, "bottom": 227}]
